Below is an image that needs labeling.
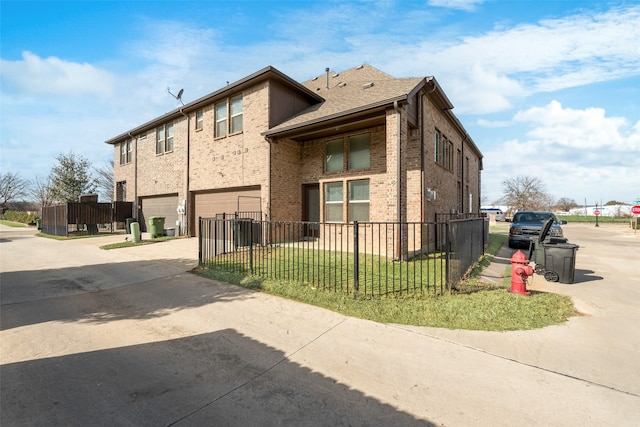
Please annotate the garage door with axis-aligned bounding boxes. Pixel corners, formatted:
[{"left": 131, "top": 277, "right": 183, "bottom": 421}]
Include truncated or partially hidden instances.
[
  {"left": 192, "top": 186, "right": 261, "bottom": 236},
  {"left": 139, "top": 194, "right": 179, "bottom": 232}
]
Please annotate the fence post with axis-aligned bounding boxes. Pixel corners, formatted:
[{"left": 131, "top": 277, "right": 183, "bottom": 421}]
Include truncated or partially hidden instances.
[
  {"left": 445, "top": 222, "right": 450, "bottom": 292},
  {"left": 249, "top": 219, "right": 254, "bottom": 274},
  {"left": 353, "top": 220, "right": 359, "bottom": 299},
  {"left": 198, "top": 216, "right": 203, "bottom": 266}
]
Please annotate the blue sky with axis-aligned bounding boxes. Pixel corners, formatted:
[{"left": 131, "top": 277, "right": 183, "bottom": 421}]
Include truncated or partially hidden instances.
[{"left": 1, "top": 0, "right": 639, "bottom": 205}]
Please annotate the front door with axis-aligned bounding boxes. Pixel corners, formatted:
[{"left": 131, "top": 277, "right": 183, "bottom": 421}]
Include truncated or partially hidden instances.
[{"left": 303, "top": 184, "right": 320, "bottom": 238}]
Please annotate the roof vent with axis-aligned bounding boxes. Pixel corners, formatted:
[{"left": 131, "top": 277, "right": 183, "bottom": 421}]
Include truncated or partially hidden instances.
[
  {"left": 356, "top": 64, "right": 364, "bottom": 69},
  {"left": 312, "top": 76, "right": 318, "bottom": 81},
  {"left": 332, "top": 73, "right": 340, "bottom": 78},
  {"left": 337, "top": 82, "right": 347, "bottom": 88},
  {"left": 362, "top": 82, "right": 375, "bottom": 89}
]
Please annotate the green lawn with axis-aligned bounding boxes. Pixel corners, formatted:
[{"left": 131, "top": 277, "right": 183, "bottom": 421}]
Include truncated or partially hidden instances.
[
  {"left": 0, "top": 220, "right": 28, "bottom": 227},
  {"left": 197, "top": 231, "right": 575, "bottom": 331}
]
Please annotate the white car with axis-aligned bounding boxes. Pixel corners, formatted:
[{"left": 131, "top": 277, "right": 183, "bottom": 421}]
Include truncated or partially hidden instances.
[{"left": 481, "top": 208, "right": 506, "bottom": 221}]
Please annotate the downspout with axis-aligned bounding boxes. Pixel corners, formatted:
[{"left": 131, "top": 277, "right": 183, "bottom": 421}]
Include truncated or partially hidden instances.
[
  {"left": 266, "top": 135, "right": 273, "bottom": 221},
  {"left": 179, "top": 108, "right": 190, "bottom": 236},
  {"left": 394, "top": 101, "right": 401, "bottom": 223},
  {"left": 394, "top": 100, "right": 402, "bottom": 260},
  {"left": 128, "top": 132, "right": 138, "bottom": 221},
  {"left": 420, "top": 79, "right": 437, "bottom": 223},
  {"left": 461, "top": 135, "right": 467, "bottom": 213}
]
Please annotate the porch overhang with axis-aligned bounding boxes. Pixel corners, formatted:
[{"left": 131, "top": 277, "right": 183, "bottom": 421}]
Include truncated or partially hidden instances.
[{"left": 262, "top": 96, "right": 406, "bottom": 143}]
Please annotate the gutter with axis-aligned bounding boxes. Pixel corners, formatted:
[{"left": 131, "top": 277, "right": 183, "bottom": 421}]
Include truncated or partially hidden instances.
[
  {"left": 179, "top": 108, "right": 190, "bottom": 236},
  {"left": 128, "top": 131, "right": 138, "bottom": 221},
  {"left": 393, "top": 100, "right": 402, "bottom": 260}
]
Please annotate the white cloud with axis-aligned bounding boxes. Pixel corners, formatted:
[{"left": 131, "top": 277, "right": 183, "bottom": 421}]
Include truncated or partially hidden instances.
[
  {"left": 0, "top": 51, "right": 115, "bottom": 98},
  {"left": 476, "top": 119, "right": 510, "bottom": 128},
  {"left": 482, "top": 102, "right": 640, "bottom": 204},
  {"left": 398, "top": 5, "right": 640, "bottom": 114},
  {"left": 514, "top": 100, "right": 632, "bottom": 150},
  {"left": 427, "top": 0, "right": 484, "bottom": 12}
]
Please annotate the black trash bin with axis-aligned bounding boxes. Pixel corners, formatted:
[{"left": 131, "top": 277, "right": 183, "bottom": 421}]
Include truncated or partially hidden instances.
[
  {"left": 543, "top": 243, "right": 579, "bottom": 283},
  {"left": 532, "top": 219, "right": 568, "bottom": 274}
]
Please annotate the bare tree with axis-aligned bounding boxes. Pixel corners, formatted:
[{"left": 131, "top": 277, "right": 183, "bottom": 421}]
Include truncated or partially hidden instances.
[
  {"left": 93, "top": 160, "right": 114, "bottom": 202},
  {"left": 0, "top": 172, "right": 29, "bottom": 213},
  {"left": 30, "top": 175, "right": 55, "bottom": 214},
  {"left": 48, "top": 151, "right": 96, "bottom": 203},
  {"left": 500, "top": 176, "right": 551, "bottom": 211},
  {"left": 555, "top": 197, "right": 579, "bottom": 212}
]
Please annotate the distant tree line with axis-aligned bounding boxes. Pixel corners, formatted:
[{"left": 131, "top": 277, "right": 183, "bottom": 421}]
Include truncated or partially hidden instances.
[
  {"left": 1, "top": 151, "right": 113, "bottom": 218},
  {"left": 495, "top": 175, "right": 630, "bottom": 216}
]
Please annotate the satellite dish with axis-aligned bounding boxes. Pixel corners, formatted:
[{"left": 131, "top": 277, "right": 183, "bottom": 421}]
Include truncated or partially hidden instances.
[{"left": 167, "top": 87, "right": 185, "bottom": 106}]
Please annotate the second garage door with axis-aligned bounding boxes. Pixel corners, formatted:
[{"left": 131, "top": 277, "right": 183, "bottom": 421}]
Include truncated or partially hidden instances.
[
  {"left": 139, "top": 194, "right": 179, "bottom": 232},
  {"left": 192, "top": 186, "right": 261, "bottom": 236}
]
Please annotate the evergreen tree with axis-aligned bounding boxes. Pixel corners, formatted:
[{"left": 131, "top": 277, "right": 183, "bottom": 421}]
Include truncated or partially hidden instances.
[{"left": 48, "top": 152, "right": 96, "bottom": 203}]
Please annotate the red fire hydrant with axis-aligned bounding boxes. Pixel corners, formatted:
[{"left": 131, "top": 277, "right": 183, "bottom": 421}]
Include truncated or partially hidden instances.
[{"left": 509, "top": 250, "right": 534, "bottom": 296}]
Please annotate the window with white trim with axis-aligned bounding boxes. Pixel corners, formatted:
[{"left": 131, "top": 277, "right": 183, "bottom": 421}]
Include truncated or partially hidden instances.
[
  {"left": 324, "top": 182, "right": 343, "bottom": 222},
  {"left": 156, "top": 123, "right": 174, "bottom": 154},
  {"left": 156, "top": 126, "right": 165, "bottom": 154},
  {"left": 348, "top": 180, "right": 370, "bottom": 222},
  {"left": 230, "top": 95, "right": 243, "bottom": 133},
  {"left": 215, "top": 95, "right": 243, "bottom": 137},
  {"left": 120, "top": 139, "right": 132, "bottom": 165},
  {"left": 215, "top": 101, "right": 227, "bottom": 138},
  {"left": 195, "top": 109, "right": 203, "bottom": 131}
]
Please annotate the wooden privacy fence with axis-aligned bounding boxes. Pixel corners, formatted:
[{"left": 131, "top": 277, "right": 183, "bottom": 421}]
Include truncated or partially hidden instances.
[{"left": 41, "top": 201, "right": 133, "bottom": 237}]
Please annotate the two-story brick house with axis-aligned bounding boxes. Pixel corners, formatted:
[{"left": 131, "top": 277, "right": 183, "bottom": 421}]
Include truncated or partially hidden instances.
[{"left": 106, "top": 64, "right": 482, "bottom": 238}]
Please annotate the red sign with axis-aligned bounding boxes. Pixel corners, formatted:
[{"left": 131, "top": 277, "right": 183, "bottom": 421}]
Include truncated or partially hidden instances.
[
  {"left": 594, "top": 210, "right": 601, "bottom": 216},
  {"left": 632, "top": 205, "right": 640, "bottom": 215}
]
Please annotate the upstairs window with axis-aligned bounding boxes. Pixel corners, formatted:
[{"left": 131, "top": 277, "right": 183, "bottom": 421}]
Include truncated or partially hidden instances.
[
  {"left": 215, "top": 101, "right": 227, "bottom": 137},
  {"left": 120, "top": 139, "right": 132, "bottom": 165},
  {"left": 156, "top": 126, "right": 165, "bottom": 154},
  {"left": 215, "top": 94, "right": 243, "bottom": 137},
  {"left": 156, "top": 123, "right": 174, "bottom": 154},
  {"left": 230, "top": 95, "right": 243, "bottom": 133},
  {"left": 324, "top": 133, "right": 370, "bottom": 173},
  {"left": 348, "top": 134, "right": 370, "bottom": 170},
  {"left": 325, "top": 139, "right": 344, "bottom": 172},
  {"left": 195, "top": 109, "right": 204, "bottom": 131}
]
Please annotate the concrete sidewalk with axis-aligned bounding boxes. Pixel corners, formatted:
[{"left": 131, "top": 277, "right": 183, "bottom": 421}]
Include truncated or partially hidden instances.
[{"left": 2, "top": 223, "right": 638, "bottom": 425}]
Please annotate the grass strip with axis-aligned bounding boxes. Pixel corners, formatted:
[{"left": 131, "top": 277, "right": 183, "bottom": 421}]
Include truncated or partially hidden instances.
[{"left": 196, "top": 231, "right": 575, "bottom": 331}]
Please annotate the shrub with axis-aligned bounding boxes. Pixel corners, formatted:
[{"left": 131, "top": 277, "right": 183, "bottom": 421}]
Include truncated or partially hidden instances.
[{"left": 3, "top": 210, "right": 38, "bottom": 224}]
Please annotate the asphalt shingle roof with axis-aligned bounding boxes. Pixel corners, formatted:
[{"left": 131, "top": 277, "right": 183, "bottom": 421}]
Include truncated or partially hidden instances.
[{"left": 266, "top": 64, "right": 425, "bottom": 134}]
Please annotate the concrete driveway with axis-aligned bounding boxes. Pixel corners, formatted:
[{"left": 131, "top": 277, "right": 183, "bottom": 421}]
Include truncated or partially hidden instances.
[{"left": 1, "top": 223, "right": 639, "bottom": 426}]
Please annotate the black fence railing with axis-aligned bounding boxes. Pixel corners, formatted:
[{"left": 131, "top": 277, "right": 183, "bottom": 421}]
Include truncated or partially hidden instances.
[{"left": 199, "top": 217, "right": 487, "bottom": 297}]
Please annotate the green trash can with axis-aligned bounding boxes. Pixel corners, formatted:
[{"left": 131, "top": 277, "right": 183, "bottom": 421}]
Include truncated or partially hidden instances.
[
  {"left": 131, "top": 221, "right": 141, "bottom": 243},
  {"left": 36, "top": 218, "right": 42, "bottom": 230},
  {"left": 148, "top": 216, "right": 165, "bottom": 238}
]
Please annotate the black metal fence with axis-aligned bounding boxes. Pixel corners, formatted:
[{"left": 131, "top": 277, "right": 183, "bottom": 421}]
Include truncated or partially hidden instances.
[{"left": 199, "top": 217, "right": 487, "bottom": 297}]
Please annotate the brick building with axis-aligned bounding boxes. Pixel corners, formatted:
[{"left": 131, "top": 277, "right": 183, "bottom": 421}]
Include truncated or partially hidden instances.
[{"left": 106, "top": 64, "right": 482, "bottom": 237}]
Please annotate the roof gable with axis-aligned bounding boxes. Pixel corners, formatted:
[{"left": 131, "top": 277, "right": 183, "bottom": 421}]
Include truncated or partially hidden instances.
[{"left": 265, "top": 65, "right": 425, "bottom": 137}]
